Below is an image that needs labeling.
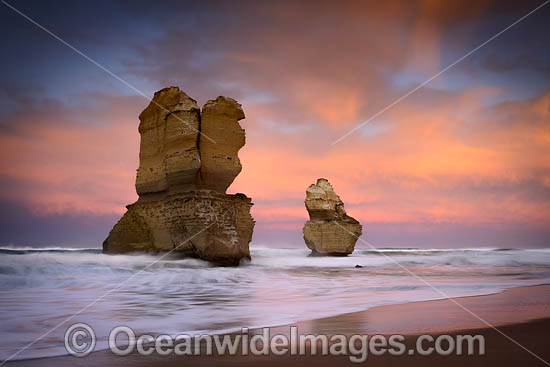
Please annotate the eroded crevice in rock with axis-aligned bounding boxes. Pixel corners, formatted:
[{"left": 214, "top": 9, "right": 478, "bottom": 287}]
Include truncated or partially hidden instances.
[{"left": 195, "top": 108, "right": 204, "bottom": 185}]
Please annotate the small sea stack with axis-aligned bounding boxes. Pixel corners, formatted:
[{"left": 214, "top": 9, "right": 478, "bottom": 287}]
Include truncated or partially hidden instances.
[
  {"left": 103, "top": 87, "right": 255, "bottom": 266},
  {"left": 302, "top": 178, "right": 362, "bottom": 256}
]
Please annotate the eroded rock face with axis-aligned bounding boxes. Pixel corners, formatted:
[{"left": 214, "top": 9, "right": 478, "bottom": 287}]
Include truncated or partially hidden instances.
[
  {"left": 103, "top": 87, "right": 254, "bottom": 266},
  {"left": 199, "top": 96, "right": 246, "bottom": 193},
  {"left": 136, "top": 87, "right": 201, "bottom": 196},
  {"left": 303, "top": 178, "right": 362, "bottom": 255}
]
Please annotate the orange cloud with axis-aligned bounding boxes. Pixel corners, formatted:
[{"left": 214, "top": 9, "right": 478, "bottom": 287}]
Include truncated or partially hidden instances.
[
  {"left": 231, "top": 88, "right": 550, "bottom": 229},
  {"left": 0, "top": 95, "right": 141, "bottom": 215}
]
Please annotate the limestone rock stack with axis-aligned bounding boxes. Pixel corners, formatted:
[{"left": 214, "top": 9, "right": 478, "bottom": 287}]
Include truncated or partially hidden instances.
[
  {"left": 302, "top": 178, "right": 362, "bottom": 255},
  {"left": 103, "top": 87, "right": 254, "bottom": 266}
]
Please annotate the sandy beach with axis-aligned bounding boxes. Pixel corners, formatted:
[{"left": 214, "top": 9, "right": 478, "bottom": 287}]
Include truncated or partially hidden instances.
[{"left": 6, "top": 284, "right": 550, "bottom": 367}]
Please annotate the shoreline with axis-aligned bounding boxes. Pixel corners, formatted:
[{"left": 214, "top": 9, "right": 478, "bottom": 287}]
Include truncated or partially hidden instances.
[
  {"left": 5, "top": 284, "right": 550, "bottom": 366},
  {"left": 290, "top": 283, "right": 550, "bottom": 335}
]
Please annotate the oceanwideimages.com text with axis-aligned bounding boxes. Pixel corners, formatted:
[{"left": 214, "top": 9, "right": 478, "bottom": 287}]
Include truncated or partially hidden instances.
[{"left": 65, "top": 323, "right": 486, "bottom": 362}]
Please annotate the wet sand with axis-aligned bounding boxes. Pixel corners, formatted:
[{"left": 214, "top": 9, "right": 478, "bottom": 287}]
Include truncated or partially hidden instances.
[{"left": 5, "top": 284, "right": 550, "bottom": 366}]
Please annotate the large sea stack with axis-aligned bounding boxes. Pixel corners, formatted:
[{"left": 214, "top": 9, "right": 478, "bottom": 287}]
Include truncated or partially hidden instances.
[
  {"left": 303, "top": 178, "right": 362, "bottom": 256},
  {"left": 103, "top": 87, "right": 255, "bottom": 266}
]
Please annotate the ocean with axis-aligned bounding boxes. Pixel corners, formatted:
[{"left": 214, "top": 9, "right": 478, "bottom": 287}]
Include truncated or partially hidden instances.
[{"left": 1, "top": 246, "right": 549, "bottom": 360}]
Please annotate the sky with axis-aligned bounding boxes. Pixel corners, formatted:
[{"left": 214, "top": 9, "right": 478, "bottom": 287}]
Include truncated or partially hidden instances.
[{"left": 0, "top": 0, "right": 548, "bottom": 248}]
